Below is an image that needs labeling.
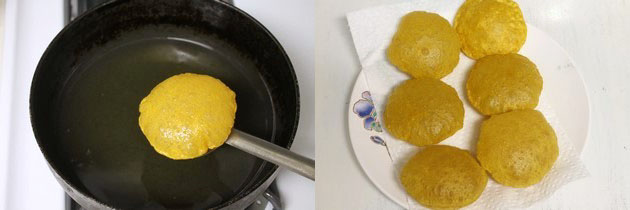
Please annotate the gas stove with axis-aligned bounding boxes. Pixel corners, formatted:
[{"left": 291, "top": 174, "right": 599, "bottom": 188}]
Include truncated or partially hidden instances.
[{"left": 0, "top": 0, "right": 314, "bottom": 209}]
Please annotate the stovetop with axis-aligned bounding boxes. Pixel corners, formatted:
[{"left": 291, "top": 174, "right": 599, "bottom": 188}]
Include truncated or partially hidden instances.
[
  {"left": 0, "top": 0, "right": 313, "bottom": 209},
  {"left": 64, "top": 182, "right": 281, "bottom": 210}
]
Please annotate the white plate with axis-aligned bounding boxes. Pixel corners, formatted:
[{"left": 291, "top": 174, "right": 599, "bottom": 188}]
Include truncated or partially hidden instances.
[{"left": 347, "top": 25, "right": 589, "bottom": 208}]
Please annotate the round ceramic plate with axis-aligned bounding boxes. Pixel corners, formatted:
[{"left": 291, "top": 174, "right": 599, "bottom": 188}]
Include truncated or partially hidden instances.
[{"left": 347, "top": 25, "right": 589, "bottom": 207}]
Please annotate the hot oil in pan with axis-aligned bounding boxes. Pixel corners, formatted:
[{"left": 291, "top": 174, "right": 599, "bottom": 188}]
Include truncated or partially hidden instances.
[{"left": 56, "top": 27, "right": 275, "bottom": 209}]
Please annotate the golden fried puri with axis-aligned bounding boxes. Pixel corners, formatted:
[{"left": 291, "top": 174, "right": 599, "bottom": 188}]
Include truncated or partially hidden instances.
[
  {"left": 384, "top": 78, "right": 464, "bottom": 146},
  {"left": 401, "top": 145, "right": 488, "bottom": 208}
]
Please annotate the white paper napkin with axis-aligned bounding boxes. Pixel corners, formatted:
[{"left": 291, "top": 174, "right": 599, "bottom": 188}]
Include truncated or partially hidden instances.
[{"left": 347, "top": 1, "right": 589, "bottom": 209}]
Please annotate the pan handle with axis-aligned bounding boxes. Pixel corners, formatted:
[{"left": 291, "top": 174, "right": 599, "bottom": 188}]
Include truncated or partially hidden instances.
[{"left": 226, "top": 129, "right": 315, "bottom": 181}]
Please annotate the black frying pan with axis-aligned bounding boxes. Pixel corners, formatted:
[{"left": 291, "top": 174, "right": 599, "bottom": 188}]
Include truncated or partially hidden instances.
[{"left": 30, "top": 0, "right": 300, "bottom": 209}]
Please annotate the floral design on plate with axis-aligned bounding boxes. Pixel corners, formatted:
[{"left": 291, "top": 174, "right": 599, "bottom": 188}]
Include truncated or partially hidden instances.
[
  {"left": 370, "top": 136, "right": 386, "bottom": 146},
  {"left": 353, "top": 91, "right": 385, "bottom": 146}
]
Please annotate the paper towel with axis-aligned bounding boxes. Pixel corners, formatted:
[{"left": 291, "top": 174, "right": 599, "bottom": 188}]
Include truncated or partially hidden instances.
[{"left": 347, "top": 1, "right": 589, "bottom": 209}]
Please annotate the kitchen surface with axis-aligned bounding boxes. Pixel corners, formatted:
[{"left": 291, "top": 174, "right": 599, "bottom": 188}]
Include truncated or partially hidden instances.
[
  {"left": 316, "top": 0, "right": 630, "bottom": 209},
  {"left": 0, "top": 0, "right": 313, "bottom": 209}
]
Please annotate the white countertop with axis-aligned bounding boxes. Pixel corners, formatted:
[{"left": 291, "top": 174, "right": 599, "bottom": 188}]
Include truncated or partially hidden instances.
[
  {"left": 315, "top": 0, "right": 630, "bottom": 209},
  {"left": 0, "top": 0, "right": 314, "bottom": 209}
]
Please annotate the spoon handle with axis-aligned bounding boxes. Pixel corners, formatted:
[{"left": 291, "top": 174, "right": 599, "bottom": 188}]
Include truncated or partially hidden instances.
[{"left": 226, "top": 129, "right": 315, "bottom": 180}]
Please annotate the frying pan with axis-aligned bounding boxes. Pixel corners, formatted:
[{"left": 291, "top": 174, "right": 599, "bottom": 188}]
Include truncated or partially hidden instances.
[{"left": 30, "top": 0, "right": 303, "bottom": 209}]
